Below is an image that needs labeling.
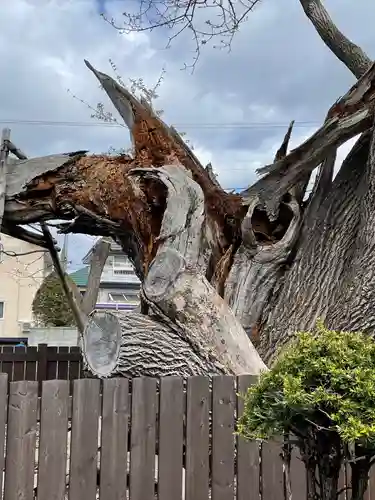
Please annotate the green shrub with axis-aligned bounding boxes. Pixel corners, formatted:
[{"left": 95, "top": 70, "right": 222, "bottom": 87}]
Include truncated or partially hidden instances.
[
  {"left": 32, "top": 272, "right": 75, "bottom": 327},
  {"left": 238, "top": 323, "right": 375, "bottom": 446}
]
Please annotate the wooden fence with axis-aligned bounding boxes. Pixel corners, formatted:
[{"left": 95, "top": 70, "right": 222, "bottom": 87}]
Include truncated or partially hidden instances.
[
  {"left": 1, "top": 374, "right": 375, "bottom": 500},
  {"left": 0, "top": 344, "right": 83, "bottom": 384}
]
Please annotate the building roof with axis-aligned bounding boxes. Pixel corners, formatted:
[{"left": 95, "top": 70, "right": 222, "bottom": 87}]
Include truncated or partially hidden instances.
[{"left": 69, "top": 266, "right": 89, "bottom": 287}]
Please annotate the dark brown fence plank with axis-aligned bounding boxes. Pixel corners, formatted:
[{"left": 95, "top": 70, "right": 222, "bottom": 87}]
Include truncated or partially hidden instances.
[
  {"left": 46, "top": 346, "right": 58, "bottom": 380},
  {"left": 57, "top": 347, "right": 69, "bottom": 379},
  {"left": 2, "top": 346, "right": 13, "bottom": 382},
  {"left": 158, "top": 376, "right": 184, "bottom": 500},
  {"left": 68, "top": 347, "right": 81, "bottom": 380},
  {"left": 37, "top": 344, "right": 48, "bottom": 384},
  {"left": 185, "top": 376, "right": 210, "bottom": 500},
  {"left": 25, "top": 347, "right": 37, "bottom": 381},
  {"left": 290, "top": 445, "right": 307, "bottom": 500},
  {"left": 236, "top": 375, "right": 260, "bottom": 500},
  {"left": 0, "top": 373, "right": 8, "bottom": 497},
  {"left": 13, "top": 346, "right": 25, "bottom": 381},
  {"left": 4, "top": 381, "right": 38, "bottom": 500},
  {"left": 261, "top": 440, "right": 284, "bottom": 500},
  {"left": 69, "top": 379, "right": 101, "bottom": 500},
  {"left": 38, "top": 380, "right": 69, "bottom": 500},
  {"left": 129, "top": 377, "right": 157, "bottom": 500},
  {"left": 211, "top": 375, "right": 235, "bottom": 500},
  {"left": 100, "top": 378, "right": 129, "bottom": 500}
]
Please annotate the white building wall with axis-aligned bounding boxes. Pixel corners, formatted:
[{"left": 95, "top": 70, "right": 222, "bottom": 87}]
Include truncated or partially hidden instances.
[{"left": 0, "top": 234, "right": 48, "bottom": 338}]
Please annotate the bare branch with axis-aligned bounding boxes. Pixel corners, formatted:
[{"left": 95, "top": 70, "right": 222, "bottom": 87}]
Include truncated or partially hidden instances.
[
  {"left": 101, "top": 0, "right": 261, "bottom": 68},
  {"left": 299, "top": 0, "right": 372, "bottom": 78}
]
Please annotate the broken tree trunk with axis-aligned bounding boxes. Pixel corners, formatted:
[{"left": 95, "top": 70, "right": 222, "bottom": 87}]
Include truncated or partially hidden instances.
[{"left": 3, "top": 40, "right": 375, "bottom": 377}]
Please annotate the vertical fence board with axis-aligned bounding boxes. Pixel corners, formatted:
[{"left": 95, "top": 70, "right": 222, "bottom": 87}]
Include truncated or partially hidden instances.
[
  {"left": 69, "top": 347, "right": 81, "bottom": 393},
  {"left": 100, "top": 378, "right": 129, "bottom": 500},
  {"left": 25, "top": 347, "right": 37, "bottom": 381},
  {"left": 261, "top": 440, "right": 284, "bottom": 500},
  {"left": 37, "top": 344, "right": 48, "bottom": 387},
  {"left": 185, "top": 376, "right": 210, "bottom": 500},
  {"left": 2, "top": 346, "right": 13, "bottom": 382},
  {"left": 0, "top": 373, "right": 8, "bottom": 499},
  {"left": 290, "top": 445, "right": 307, "bottom": 500},
  {"left": 12, "top": 347, "right": 25, "bottom": 381},
  {"left": 337, "top": 465, "right": 347, "bottom": 499},
  {"left": 4, "top": 381, "right": 38, "bottom": 500},
  {"left": 365, "top": 465, "right": 375, "bottom": 500},
  {"left": 69, "top": 379, "right": 101, "bottom": 500},
  {"left": 57, "top": 347, "right": 69, "bottom": 380},
  {"left": 46, "top": 346, "right": 58, "bottom": 380},
  {"left": 236, "top": 375, "right": 260, "bottom": 500},
  {"left": 158, "top": 377, "right": 184, "bottom": 500},
  {"left": 211, "top": 376, "right": 235, "bottom": 500},
  {"left": 129, "top": 377, "right": 157, "bottom": 500},
  {"left": 37, "top": 380, "right": 69, "bottom": 500}
]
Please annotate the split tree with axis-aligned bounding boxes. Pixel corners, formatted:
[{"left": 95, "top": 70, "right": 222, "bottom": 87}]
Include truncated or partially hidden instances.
[{"left": 2, "top": 0, "right": 375, "bottom": 379}]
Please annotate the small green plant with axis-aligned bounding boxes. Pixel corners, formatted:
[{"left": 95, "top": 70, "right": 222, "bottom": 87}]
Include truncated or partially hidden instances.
[{"left": 238, "top": 322, "right": 375, "bottom": 500}]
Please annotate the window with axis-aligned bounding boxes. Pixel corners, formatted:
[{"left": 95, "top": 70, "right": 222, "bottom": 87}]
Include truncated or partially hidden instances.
[
  {"left": 113, "top": 269, "right": 134, "bottom": 275},
  {"left": 0, "top": 302, "right": 4, "bottom": 319},
  {"left": 108, "top": 293, "right": 127, "bottom": 303},
  {"left": 108, "top": 293, "right": 140, "bottom": 304}
]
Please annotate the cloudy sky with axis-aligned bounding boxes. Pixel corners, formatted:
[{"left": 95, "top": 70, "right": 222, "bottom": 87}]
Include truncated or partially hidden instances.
[{"left": 1, "top": 0, "right": 374, "bottom": 269}]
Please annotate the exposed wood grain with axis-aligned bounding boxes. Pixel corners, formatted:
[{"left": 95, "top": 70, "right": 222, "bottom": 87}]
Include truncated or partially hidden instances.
[
  {"left": 69, "top": 379, "right": 101, "bottom": 500},
  {"left": 236, "top": 375, "right": 260, "bottom": 500},
  {"left": 262, "top": 440, "right": 284, "bottom": 500},
  {"left": 211, "top": 376, "right": 235, "bottom": 500},
  {"left": 5, "top": 153, "right": 80, "bottom": 198},
  {"left": 158, "top": 376, "right": 184, "bottom": 500},
  {"left": 4, "top": 381, "right": 38, "bottom": 500},
  {"left": 185, "top": 376, "right": 210, "bottom": 500},
  {"left": 100, "top": 378, "right": 129, "bottom": 500},
  {"left": 0, "top": 373, "right": 8, "bottom": 498},
  {"left": 38, "top": 380, "right": 69, "bottom": 500},
  {"left": 129, "top": 377, "right": 157, "bottom": 500}
]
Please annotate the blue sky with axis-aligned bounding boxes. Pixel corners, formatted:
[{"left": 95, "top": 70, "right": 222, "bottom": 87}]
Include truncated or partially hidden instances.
[{"left": 1, "top": 0, "right": 373, "bottom": 269}]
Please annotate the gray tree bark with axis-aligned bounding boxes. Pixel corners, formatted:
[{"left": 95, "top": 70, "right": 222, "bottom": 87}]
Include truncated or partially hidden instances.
[{"left": 2, "top": 0, "right": 375, "bottom": 378}]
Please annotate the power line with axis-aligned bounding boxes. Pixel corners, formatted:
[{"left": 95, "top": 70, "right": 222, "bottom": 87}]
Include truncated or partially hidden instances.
[{"left": 0, "top": 118, "right": 320, "bottom": 129}]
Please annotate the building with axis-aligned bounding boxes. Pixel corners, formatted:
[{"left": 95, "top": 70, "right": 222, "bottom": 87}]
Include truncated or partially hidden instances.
[
  {"left": 70, "top": 239, "right": 141, "bottom": 311},
  {"left": 0, "top": 233, "right": 51, "bottom": 341}
]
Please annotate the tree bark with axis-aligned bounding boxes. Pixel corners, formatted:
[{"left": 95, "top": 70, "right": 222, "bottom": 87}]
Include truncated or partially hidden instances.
[
  {"left": 299, "top": 0, "right": 372, "bottom": 78},
  {"left": 3, "top": 0, "right": 375, "bottom": 378}
]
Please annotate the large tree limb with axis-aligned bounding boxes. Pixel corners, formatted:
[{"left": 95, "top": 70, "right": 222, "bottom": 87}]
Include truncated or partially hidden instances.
[
  {"left": 299, "top": 0, "right": 372, "bottom": 79},
  {"left": 131, "top": 164, "right": 267, "bottom": 374},
  {"left": 243, "top": 62, "right": 375, "bottom": 220},
  {"left": 259, "top": 132, "right": 371, "bottom": 361}
]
